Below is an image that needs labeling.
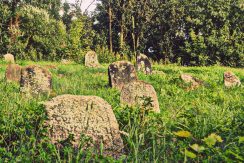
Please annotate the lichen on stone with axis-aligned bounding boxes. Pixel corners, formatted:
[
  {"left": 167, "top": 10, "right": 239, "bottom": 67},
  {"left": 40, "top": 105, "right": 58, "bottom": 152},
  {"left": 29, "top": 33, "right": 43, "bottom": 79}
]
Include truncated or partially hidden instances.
[
  {"left": 20, "top": 65, "right": 52, "bottom": 96},
  {"left": 44, "top": 95, "right": 124, "bottom": 158},
  {"left": 136, "top": 53, "right": 152, "bottom": 75},
  {"left": 120, "top": 80, "right": 160, "bottom": 113},
  {"left": 224, "top": 71, "right": 241, "bottom": 87},
  {"left": 108, "top": 61, "right": 138, "bottom": 90},
  {"left": 85, "top": 51, "right": 100, "bottom": 68},
  {"left": 5, "top": 64, "right": 22, "bottom": 82}
]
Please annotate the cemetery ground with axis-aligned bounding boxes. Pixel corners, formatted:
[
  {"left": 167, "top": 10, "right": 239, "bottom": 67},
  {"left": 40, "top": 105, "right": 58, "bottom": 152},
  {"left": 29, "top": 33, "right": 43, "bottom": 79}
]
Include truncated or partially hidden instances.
[{"left": 0, "top": 60, "right": 243, "bottom": 162}]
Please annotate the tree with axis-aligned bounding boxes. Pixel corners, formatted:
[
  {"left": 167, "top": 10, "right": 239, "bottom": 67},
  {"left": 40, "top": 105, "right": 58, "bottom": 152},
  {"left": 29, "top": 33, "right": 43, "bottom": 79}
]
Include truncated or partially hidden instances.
[{"left": 14, "top": 5, "right": 66, "bottom": 60}]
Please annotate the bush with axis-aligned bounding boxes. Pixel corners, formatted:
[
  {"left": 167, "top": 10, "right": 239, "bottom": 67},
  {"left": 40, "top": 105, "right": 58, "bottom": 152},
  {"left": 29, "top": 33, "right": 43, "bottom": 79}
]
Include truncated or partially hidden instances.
[{"left": 6, "top": 5, "right": 67, "bottom": 61}]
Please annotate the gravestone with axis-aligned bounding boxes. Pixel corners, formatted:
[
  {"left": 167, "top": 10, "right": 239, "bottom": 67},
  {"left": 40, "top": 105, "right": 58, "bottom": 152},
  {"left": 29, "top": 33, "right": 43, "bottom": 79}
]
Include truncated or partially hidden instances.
[
  {"left": 108, "top": 61, "right": 138, "bottom": 90},
  {"left": 180, "top": 74, "right": 203, "bottom": 90},
  {"left": 120, "top": 80, "right": 160, "bottom": 113},
  {"left": 3, "top": 53, "right": 15, "bottom": 63},
  {"left": 61, "top": 59, "right": 71, "bottom": 65},
  {"left": 85, "top": 51, "right": 100, "bottom": 68},
  {"left": 152, "top": 70, "right": 166, "bottom": 76},
  {"left": 5, "top": 64, "right": 22, "bottom": 82},
  {"left": 44, "top": 65, "right": 57, "bottom": 70},
  {"left": 224, "top": 71, "right": 241, "bottom": 87},
  {"left": 136, "top": 53, "right": 152, "bottom": 75},
  {"left": 20, "top": 65, "right": 52, "bottom": 96},
  {"left": 44, "top": 95, "right": 124, "bottom": 158}
]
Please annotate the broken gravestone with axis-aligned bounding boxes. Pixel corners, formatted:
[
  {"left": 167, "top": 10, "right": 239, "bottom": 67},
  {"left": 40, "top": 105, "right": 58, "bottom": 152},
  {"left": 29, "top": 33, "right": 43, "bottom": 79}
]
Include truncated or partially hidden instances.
[
  {"left": 120, "top": 80, "right": 160, "bottom": 113},
  {"left": 85, "top": 51, "right": 100, "bottom": 68},
  {"left": 180, "top": 74, "right": 203, "bottom": 90},
  {"left": 3, "top": 53, "right": 15, "bottom": 64},
  {"left": 44, "top": 95, "right": 124, "bottom": 158},
  {"left": 108, "top": 61, "right": 138, "bottom": 90},
  {"left": 20, "top": 65, "right": 52, "bottom": 96},
  {"left": 5, "top": 64, "right": 22, "bottom": 82},
  {"left": 224, "top": 71, "right": 241, "bottom": 87},
  {"left": 136, "top": 53, "right": 152, "bottom": 75}
]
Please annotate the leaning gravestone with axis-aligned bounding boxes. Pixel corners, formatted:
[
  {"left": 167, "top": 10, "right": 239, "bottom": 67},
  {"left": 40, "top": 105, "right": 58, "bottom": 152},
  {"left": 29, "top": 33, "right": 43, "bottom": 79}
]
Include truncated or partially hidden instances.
[
  {"left": 180, "top": 74, "right": 203, "bottom": 90},
  {"left": 120, "top": 80, "right": 160, "bottom": 113},
  {"left": 20, "top": 65, "right": 52, "bottom": 96},
  {"left": 85, "top": 51, "right": 100, "bottom": 68},
  {"left": 44, "top": 95, "right": 124, "bottom": 158},
  {"left": 108, "top": 61, "right": 138, "bottom": 90},
  {"left": 136, "top": 53, "right": 152, "bottom": 75},
  {"left": 3, "top": 53, "right": 15, "bottom": 64},
  {"left": 5, "top": 64, "right": 22, "bottom": 82},
  {"left": 224, "top": 71, "right": 241, "bottom": 87}
]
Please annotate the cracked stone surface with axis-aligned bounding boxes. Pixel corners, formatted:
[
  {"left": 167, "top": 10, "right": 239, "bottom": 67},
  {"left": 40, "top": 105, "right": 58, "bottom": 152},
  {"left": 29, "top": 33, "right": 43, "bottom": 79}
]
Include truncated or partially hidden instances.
[
  {"left": 136, "top": 53, "right": 152, "bottom": 75},
  {"left": 3, "top": 53, "right": 15, "bottom": 64},
  {"left": 120, "top": 80, "right": 160, "bottom": 113},
  {"left": 108, "top": 61, "right": 138, "bottom": 90},
  {"left": 44, "top": 95, "right": 124, "bottom": 158},
  {"left": 20, "top": 65, "right": 52, "bottom": 96},
  {"left": 85, "top": 51, "right": 100, "bottom": 68},
  {"left": 5, "top": 64, "right": 22, "bottom": 82},
  {"left": 224, "top": 71, "right": 241, "bottom": 87}
]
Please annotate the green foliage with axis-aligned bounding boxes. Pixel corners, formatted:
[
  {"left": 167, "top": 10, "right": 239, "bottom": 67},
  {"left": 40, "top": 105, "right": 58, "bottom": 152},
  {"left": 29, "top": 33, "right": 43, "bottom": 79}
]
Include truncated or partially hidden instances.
[
  {"left": 5, "top": 5, "right": 66, "bottom": 61},
  {"left": 95, "top": 0, "right": 244, "bottom": 67},
  {"left": 0, "top": 4, "right": 11, "bottom": 54},
  {"left": 15, "top": 6, "right": 66, "bottom": 60},
  {"left": 1, "top": 0, "right": 243, "bottom": 66},
  {"left": 182, "top": 0, "right": 244, "bottom": 67},
  {"left": 0, "top": 2, "right": 96, "bottom": 62},
  {"left": 64, "top": 16, "right": 95, "bottom": 61}
]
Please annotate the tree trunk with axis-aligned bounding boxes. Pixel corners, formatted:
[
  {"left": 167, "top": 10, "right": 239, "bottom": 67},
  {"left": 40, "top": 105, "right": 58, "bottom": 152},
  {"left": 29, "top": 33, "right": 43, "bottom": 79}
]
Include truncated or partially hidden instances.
[
  {"left": 135, "top": 34, "right": 139, "bottom": 50},
  {"left": 131, "top": 15, "right": 136, "bottom": 57},
  {"left": 119, "top": 0, "right": 125, "bottom": 51},
  {"left": 108, "top": 1, "right": 113, "bottom": 53},
  {"left": 120, "top": 21, "right": 124, "bottom": 50}
]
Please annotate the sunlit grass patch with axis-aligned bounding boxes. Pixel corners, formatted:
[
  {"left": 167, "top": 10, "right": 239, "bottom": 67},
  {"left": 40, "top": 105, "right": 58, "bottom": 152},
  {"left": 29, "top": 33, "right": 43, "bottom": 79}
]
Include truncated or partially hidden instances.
[{"left": 0, "top": 61, "right": 243, "bottom": 162}]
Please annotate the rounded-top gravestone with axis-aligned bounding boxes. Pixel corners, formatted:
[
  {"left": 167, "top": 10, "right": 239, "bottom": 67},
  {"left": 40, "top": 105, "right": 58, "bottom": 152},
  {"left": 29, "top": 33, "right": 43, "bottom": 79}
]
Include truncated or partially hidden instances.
[
  {"left": 85, "top": 51, "right": 100, "bottom": 68},
  {"left": 224, "top": 71, "right": 241, "bottom": 87},
  {"left": 5, "top": 64, "right": 22, "bottom": 82},
  {"left": 3, "top": 53, "right": 15, "bottom": 64},
  {"left": 108, "top": 61, "right": 138, "bottom": 90},
  {"left": 44, "top": 95, "right": 124, "bottom": 158},
  {"left": 20, "top": 65, "right": 52, "bottom": 96},
  {"left": 136, "top": 53, "right": 152, "bottom": 75},
  {"left": 120, "top": 80, "right": 160, "bottom": 113}
]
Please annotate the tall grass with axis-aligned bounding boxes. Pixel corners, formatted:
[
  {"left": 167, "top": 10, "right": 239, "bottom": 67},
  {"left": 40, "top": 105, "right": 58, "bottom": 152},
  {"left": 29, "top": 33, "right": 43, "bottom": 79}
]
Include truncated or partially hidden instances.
[{"left": 0, "top": 61, "right": 243, "bottom": 162}]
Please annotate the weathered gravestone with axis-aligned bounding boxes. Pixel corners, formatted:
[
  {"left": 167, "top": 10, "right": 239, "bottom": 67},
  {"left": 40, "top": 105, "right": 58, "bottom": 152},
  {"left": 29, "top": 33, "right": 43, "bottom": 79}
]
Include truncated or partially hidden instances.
[
  {"left": 120, "top": 80, "right": 160, "bottom": 113},
  {"left": 5, "top": 64, "right": 22, "bottom": 82},
  {"left": 20, "top": 65, "right": 52, "bottom": 96},
  {"left": 152, "top": 70, "right": 166, "bottom": 76},
  {"left": 3, "top": 53, "right": 15, "bottom": 64},
  {"left": 85, "top": 51, "right": 100, "bottom": 68},
  {"left": 44, "top": 65, "right": 57, "bottom": 70},
  {"left": 136, "top": 53, "right": 152, "bottom": 75},
  {"left": 44, "top": 95, "right": 124, "bottom": 158},
  {"left": 224, "top": 71, "right": 241, "bottom": 87},
  {"left": 61, "top": 59, "right": 71, "bottom": 65},
  {"left": 180, "top": 74, "right": 203, "bottom": 90},
  {"left": 108, "top": 61, "right": 138, "bottom": 90}
]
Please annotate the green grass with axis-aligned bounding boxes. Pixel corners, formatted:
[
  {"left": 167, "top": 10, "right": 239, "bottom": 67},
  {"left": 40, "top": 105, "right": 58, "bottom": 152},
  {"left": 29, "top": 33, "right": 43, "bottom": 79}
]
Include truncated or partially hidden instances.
[{"left": 0, "top": 60, "right": 243, "bottom": 162}]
